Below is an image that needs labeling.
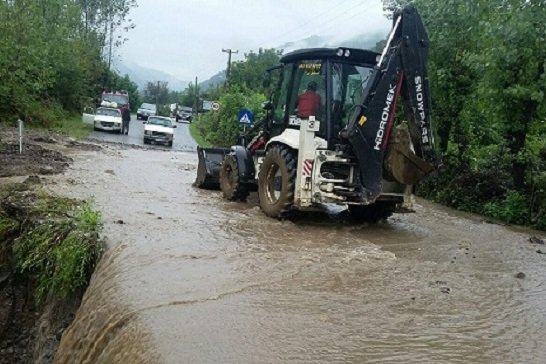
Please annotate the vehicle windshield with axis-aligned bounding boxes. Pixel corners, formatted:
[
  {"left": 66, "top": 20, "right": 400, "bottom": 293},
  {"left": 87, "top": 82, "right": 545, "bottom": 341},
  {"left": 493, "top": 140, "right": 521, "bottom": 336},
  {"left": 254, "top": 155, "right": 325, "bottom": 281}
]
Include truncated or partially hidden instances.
[
  {"left": 140, "top": 103, "right": 156, "bottom": 111},
  {"left": 179, "top": 106, "right": 192, "bottom": 112},
  {"left": 331, "top": 62, "right": 373, "bottom": 128},
  {"left": 102, "top": 94, "right": 128, "bottom": 106},
  {"left": 96, "top": 108, "right": 121, "bottom": 117},
  {"left": 147, "top": 117, "right": 172, "bottom": 127}
]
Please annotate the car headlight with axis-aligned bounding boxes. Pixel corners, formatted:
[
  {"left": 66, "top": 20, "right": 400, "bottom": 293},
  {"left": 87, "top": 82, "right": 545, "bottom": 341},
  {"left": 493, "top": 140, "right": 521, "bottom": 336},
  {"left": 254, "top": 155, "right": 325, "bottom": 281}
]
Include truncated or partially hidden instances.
[{"left": 145, "top": 130, "right": 152, "bottom": 135}]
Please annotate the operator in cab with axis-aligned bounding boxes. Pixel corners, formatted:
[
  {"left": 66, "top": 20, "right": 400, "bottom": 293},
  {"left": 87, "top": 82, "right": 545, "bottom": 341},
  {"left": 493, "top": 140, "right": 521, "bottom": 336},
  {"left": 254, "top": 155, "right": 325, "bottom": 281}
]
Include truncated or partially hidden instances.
[{"left": 296, "top": 81, "right": 321, "bottom": 118}]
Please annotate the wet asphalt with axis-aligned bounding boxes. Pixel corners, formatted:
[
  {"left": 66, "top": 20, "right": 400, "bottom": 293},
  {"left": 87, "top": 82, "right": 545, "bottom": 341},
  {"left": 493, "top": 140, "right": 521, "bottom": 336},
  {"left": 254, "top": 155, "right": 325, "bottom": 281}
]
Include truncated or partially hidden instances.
[{"left": 88, "top": 115, "right": 197, "bottom": 152}]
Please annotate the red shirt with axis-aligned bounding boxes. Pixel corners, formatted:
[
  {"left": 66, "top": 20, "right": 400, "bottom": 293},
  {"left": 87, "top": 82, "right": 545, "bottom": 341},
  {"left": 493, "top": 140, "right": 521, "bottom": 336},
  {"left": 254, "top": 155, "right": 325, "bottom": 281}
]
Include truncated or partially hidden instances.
[{"left": 297, "top": 90, "right": 321, "bottom": 118}]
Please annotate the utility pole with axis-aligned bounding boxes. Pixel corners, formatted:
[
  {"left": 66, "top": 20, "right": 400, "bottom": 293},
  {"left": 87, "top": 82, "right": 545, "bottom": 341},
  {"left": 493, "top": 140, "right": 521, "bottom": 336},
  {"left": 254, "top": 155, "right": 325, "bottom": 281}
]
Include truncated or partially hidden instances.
[
  {"left": 194, "top": 76, "right": 199, "bottom": 118},
  {"left": 222, "top": 48, "right": 238, "bottom": 86}
]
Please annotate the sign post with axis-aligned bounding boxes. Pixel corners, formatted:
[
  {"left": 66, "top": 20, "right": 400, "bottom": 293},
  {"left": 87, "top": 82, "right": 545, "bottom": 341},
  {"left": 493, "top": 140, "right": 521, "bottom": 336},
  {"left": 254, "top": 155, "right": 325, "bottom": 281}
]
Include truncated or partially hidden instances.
[
  {"left": 238, "top": 109, "right": 254, "bottom": 139},
  {"left": 17, "top": 119, "right": 23, "bottom": 154}
]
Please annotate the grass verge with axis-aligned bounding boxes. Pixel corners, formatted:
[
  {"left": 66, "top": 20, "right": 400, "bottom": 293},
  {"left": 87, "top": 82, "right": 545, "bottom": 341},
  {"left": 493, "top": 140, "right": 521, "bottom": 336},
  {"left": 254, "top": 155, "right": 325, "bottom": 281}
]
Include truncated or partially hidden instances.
[
  {"left": 189, "top": 117, "right": 211, "bottom": 147},
  {"left": 0, "top": 182, "right": 103, "bottom": 304},
  {"left": 51, "top": 115, "right": 93, "bottom": 139}
]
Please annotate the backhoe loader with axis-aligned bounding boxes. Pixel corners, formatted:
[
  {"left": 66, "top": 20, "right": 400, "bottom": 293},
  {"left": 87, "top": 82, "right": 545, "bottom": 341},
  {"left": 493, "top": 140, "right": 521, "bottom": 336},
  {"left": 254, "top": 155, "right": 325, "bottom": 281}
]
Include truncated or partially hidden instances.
[{"left": 195, "top": 5, "right": 441, "bottom": 220}]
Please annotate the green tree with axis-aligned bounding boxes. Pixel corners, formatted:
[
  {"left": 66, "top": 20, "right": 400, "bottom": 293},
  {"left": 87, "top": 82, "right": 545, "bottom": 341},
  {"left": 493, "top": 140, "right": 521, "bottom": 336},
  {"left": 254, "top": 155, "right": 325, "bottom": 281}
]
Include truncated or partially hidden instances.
[
  {"left": 180, "top": 82, "right": 200, "bottom": 110},
  {"left": 229, "top": 48, "right": 282, "bottom": 93},
  {"left": 197, "top": 88, "right": 266, "bottom": 147},
  {"left": 0, "top": 0, "right": 136, "bottom": 125},
  {"left": 143, "top": 81, "right": 170, "bottom": 105},
  {"left": 382, "top": 0, "right": 546, "bottom": 229}
]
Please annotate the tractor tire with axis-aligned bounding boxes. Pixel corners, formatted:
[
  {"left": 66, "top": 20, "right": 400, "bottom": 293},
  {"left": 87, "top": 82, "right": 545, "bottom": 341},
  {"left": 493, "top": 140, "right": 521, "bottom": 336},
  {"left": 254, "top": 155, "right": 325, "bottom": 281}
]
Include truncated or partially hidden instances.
[
  {"left": 220, "top": 155, "right": 249, "bottom": 201},
  {"left": 347, "top": 201, "right": 397, "bottom": 223},
  {"left": 258, "top": 145, "right": 297, "bottom": 218}
]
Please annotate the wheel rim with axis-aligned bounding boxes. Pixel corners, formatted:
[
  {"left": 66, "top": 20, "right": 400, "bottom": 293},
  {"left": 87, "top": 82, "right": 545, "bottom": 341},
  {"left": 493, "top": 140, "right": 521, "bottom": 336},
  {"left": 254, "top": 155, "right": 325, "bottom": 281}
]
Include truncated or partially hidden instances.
[{"left": 265, "top": 163, "right": 282, "bottom": 203}]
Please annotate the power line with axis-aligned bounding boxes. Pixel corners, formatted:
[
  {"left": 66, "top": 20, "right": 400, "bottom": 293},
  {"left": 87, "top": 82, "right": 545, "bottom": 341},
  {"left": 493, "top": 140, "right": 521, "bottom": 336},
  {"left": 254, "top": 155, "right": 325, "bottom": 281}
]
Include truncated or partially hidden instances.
[
  {"left": 263, "top": 0, "right": 368, "bottom": 48},
  {"left": 308, "top": 0, "right": 382, "bottom": 40}
]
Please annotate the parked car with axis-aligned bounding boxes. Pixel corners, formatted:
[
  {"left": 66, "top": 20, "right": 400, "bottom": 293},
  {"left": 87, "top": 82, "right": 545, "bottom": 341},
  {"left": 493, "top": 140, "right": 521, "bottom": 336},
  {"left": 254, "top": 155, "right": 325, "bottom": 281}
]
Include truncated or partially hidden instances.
[
  {"left": 94, "top": 107, "right": 122, "bottom": 132},
  {"left": 175, "top": 106, "right": 193, "bottom": 123},
  {"left": 143, "top": 116, "right": 176, "bottom": 147},
  {"left": 137, "top": 103, "right": 157, "bottom": 120}
]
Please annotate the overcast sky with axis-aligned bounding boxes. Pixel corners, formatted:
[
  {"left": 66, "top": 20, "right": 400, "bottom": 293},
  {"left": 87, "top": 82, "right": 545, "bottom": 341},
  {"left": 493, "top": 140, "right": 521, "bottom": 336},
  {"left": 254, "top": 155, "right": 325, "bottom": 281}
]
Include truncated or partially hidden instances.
[{"left": 118, "top": 0, "right": 391, "bottom": 82}]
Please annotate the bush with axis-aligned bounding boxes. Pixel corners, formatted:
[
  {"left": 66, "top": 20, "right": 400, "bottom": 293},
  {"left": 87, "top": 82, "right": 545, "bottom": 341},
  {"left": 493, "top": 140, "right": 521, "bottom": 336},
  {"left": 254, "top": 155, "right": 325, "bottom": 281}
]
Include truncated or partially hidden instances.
[
  {"left": 483, "top": 191, "right": 530, "bottom": 225},
  {"left": 196, "top": 88, "right": 266, "bottom": 147}
]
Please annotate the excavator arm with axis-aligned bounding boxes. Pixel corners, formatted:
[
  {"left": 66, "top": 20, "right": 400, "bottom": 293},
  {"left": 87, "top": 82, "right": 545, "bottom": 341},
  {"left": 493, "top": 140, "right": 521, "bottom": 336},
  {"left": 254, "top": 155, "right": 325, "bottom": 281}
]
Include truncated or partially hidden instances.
[{"left": 343, "top": 5, "right": 440, "bottom": 202}]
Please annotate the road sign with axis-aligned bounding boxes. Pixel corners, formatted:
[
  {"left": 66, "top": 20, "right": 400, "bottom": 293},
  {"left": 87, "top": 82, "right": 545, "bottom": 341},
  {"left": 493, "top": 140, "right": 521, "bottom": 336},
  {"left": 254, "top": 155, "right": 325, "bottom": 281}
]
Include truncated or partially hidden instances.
[
  {"left": 202, "top": 100, "right": 214, "bottom": 111},
  {"left": 238, "top": 109, "right": 254, "bottom": 126},
  {"left": 211, "top": 102, "right": 220, "bottom": 111}
]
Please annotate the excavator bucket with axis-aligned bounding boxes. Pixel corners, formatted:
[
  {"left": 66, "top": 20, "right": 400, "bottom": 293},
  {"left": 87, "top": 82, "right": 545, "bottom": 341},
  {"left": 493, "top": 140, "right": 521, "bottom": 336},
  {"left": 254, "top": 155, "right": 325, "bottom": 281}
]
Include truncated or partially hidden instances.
[
  {"left": 384, "top": 123, "right": 436, "bottom": 185},
  {"left": 194, "top": 146, "right": 230, "bottom": 189}
]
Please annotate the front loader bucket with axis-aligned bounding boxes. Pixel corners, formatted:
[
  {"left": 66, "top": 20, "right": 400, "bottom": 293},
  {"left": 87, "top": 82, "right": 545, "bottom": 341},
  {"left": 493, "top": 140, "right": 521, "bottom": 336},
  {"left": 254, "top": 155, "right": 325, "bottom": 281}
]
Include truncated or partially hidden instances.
[{"left": 194, "top": 146, "right": 230, "bottom": 189}]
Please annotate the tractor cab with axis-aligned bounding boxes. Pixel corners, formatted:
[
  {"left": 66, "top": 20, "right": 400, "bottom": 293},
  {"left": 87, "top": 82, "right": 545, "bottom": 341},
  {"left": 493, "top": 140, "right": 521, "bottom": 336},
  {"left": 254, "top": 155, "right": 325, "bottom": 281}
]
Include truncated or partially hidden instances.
[{"left": 265, "top": 48, "right": 380, "bottom": 150}]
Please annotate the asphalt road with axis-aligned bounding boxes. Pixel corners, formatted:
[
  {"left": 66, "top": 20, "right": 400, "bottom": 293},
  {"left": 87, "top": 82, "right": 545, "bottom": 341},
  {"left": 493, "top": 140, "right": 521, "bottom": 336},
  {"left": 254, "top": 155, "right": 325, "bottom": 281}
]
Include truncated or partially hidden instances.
[{"left": 88, "top": 114, "right": 197, "bottom": 151}]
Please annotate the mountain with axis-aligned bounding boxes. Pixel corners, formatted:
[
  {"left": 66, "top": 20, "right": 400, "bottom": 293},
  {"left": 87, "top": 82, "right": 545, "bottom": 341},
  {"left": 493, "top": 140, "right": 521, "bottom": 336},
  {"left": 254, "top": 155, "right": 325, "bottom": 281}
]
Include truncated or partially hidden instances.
[
  {"left": 278, "top": 32, "right": 385, "bottom": 53},
  {"left": 113, "top": 61, "right": 190, "bottom": 92},
  {"left": 199, "top": 70, "right": 225, "bottom": 91}
]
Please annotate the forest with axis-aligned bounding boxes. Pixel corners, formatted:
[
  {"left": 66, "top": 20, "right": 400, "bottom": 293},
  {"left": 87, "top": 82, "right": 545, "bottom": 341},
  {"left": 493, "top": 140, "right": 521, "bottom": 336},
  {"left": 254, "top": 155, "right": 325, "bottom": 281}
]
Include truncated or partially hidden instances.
[{"left": 0, "top": 0, "right": 139, "bottom": 126}]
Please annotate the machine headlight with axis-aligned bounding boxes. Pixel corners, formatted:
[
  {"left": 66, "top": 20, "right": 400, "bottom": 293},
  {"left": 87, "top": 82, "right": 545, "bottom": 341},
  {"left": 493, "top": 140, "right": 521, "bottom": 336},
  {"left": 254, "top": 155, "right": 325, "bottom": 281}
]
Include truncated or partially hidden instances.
[
  {"left": 336, "top": 48, "right": 344, "bottom": 57},
  {"left": 344, "top": 49, "right": 351, "bottom": 57}
]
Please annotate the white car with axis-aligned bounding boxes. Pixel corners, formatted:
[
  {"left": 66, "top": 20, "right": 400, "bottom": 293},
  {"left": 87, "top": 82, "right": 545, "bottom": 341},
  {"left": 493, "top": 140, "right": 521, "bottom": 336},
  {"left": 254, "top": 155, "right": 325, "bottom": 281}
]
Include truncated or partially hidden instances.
[
  {"left": 94, "top": 107, "right": 122, "bottom": 132},
  {"left": 143, "top": 116, "right": 176, "bottom": 147}
]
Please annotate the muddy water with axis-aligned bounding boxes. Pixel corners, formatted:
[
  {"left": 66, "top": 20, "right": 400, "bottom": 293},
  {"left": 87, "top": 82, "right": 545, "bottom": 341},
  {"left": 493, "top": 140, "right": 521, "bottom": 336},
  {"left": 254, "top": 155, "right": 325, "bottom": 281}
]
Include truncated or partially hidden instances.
[{"left": 51, "top": 146, "right": 546, "bottom": 363}]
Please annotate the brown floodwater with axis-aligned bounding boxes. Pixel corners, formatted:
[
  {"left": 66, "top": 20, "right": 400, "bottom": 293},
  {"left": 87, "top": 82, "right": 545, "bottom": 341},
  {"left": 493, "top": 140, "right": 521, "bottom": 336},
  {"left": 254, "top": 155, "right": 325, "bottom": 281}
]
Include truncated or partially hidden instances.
[{"left": 51, "top": 146, "right": 546, "bottom": 364}]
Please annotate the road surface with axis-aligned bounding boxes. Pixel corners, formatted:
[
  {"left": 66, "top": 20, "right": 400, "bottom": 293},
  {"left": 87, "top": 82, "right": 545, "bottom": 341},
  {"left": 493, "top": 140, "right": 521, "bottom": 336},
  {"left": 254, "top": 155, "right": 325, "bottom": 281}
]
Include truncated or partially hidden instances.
[
  {"left": 88, "top": 115, "right": 197, "bottom": 151},
  {"left": 50, "top": 144, "right": 546, "bottom": 364}
]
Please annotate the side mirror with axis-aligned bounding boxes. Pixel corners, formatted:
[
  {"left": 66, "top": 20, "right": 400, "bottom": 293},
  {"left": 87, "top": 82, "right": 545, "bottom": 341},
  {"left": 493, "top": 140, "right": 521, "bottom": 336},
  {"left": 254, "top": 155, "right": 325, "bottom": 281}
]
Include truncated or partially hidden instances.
[
  {"left": 172, "top": 124, "right": 177, "bottom": 128},
  {"left": 262, "top": 101, "right": 273, "bottom": 111}
]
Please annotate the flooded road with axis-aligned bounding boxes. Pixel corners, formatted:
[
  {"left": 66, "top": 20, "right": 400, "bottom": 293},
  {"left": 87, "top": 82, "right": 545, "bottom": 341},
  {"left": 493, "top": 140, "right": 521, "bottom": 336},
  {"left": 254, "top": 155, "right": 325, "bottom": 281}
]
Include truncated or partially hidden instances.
[{"left": 51, "top": 146, "right": 546, "bottom": 363}]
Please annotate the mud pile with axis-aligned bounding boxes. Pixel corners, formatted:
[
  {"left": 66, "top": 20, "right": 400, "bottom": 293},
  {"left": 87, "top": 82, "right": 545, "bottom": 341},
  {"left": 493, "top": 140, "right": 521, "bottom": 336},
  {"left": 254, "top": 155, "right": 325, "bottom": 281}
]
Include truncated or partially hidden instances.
[
  {"left": 0, "top": 143, "right": 72, "bottom": 177},
  {"left": 0, "top": 127, "right": 104, "bottom": 364}
]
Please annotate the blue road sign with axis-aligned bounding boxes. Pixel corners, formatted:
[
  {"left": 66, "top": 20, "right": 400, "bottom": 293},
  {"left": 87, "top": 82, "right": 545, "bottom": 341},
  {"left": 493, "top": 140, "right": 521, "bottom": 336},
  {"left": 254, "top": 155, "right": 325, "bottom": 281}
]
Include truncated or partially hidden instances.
[{"left": 238, "top": 109, "right": 254, "bottom": 126}]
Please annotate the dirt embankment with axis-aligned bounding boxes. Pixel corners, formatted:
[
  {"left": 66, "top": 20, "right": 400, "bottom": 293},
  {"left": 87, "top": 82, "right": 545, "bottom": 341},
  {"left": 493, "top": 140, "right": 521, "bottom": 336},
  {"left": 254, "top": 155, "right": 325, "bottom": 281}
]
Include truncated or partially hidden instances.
[{"left": 0, "top": 126, "right": 103, "bottom": 364}]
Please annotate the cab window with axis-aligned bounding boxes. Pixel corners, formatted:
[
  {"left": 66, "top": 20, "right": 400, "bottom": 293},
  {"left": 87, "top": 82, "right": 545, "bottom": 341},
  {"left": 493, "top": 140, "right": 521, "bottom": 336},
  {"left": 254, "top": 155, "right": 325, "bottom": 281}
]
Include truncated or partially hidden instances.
[
  {"left": 288, "top": 60, "right": 325, "bottom": 125},
  {"left": 331, "top": 62, "right": 373, "bottom": 128}
]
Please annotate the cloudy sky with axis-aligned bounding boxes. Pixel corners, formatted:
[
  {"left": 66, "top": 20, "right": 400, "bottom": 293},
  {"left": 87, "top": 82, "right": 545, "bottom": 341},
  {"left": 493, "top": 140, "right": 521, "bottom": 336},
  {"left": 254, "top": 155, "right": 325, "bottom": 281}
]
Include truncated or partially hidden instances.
[{"left": 118, "top": 0, "right": 391, "bottom": 82}]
